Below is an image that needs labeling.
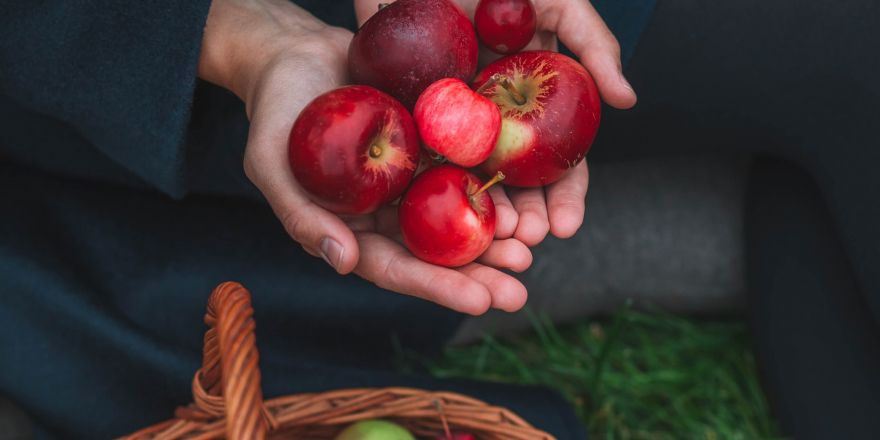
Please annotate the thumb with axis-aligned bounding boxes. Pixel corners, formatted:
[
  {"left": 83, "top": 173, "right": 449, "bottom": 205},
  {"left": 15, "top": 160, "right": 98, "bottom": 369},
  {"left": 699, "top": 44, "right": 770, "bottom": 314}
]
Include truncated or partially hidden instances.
[
  {"left": 553, "top": 1, "right": 637, "bottom": 109},
  {"left": 273, "top": 194, "right": 360, "bottom": 275},
  {"left": 244, "top": 146, "right": 360, "bottom": 275}
]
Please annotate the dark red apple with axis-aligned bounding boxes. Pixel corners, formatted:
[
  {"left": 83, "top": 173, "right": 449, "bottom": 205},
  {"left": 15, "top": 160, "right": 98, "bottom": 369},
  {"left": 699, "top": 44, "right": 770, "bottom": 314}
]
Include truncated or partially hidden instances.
[
  {"left": 475, "top": 0, "right": 537, "bottom": 54},
  {"left": 348, "top": 0, "right": 479, "bottom": 109},
  {"left": 399, "top": 165, "right": 503, "bottom": 267},
  {"left": 413, "top": 78, "right": 501, "bottom": 167},
  {"left": 289, "top": 85, "right": 419, "bottom": 215},
  {"left": 473, "top": 51, "right": 601, "bottom": 187}
]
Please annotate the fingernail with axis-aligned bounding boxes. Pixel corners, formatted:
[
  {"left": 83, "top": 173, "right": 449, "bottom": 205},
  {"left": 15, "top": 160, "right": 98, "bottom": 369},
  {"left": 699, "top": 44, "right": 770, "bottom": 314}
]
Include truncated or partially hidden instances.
[
  {"left": 619, "top": 71, "right": 634, "bottom": 92},
  {"left": 320, "top": 237, "right": 344, "bottom": 271}
]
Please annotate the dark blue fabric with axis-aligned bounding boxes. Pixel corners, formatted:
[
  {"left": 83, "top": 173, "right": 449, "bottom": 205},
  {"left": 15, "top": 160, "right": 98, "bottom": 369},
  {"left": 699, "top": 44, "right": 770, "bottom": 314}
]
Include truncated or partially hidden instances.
[
  {"left": 0, "top": 164, "right": 587, "bottom": 439},
  {"left": 591, "top": 0, "right": 657, "bottom": 64},
  {"left": 0, "top": 0, "right": 212, "bottom": 198}
]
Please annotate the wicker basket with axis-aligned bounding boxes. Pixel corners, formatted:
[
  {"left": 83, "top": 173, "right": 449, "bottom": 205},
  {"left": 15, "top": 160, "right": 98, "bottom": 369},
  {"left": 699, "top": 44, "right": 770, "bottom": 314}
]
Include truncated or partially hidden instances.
[{"left": 123, "top": 282, "right": 556, "bottom": 439}]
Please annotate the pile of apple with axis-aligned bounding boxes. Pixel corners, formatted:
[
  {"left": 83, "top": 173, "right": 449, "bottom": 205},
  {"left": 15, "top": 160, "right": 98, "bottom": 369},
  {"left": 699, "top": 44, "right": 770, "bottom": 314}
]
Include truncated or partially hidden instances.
[{"left": 290, "top": 0, "right": 601, "bottom": 268}]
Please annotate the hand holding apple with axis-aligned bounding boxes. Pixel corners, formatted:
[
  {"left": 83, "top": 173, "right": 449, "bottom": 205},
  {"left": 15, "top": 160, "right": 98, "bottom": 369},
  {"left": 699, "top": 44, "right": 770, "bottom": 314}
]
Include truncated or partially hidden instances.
[
  {"left": 199, "top": 0, "right": 532, "bottom": 315},
  {"left": 356, "top": 0, "right": 637, "bottom": 250}
]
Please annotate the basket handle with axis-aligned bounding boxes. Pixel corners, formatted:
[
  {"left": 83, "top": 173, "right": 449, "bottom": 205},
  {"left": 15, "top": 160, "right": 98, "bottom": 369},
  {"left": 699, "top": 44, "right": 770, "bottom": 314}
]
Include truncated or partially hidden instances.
[{"left": 196, "top": 281, "right": 267, "bottom": 439}]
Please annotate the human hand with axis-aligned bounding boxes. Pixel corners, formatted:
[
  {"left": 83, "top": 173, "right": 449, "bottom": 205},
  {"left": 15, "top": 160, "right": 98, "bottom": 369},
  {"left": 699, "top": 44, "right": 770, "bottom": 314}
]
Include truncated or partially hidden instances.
[
  {"left": 355, "top": 0, "right": 635, "bottom": 246},
  {"left": 198, "top": 0, "right": 532, "bottom": 315}
]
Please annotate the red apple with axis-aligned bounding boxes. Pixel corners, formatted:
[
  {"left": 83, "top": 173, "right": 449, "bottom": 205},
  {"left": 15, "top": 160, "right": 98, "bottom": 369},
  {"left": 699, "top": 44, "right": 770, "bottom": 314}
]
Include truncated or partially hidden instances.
[
  {"left": 289, "top": 85, "right": 419, "bottom": 215},
  {"left": 399, "top": 165, "right": 503, "bottom": 267},
  {"left": 475, "top": 0, "right": 537, "bottom": 54},
  {"left": 348, "top": 0, "right": 479, "bottom": 109},
  {"left": 414, "top": 78, "right": 501, "bottom": 168},
  {"left": 473, "top": 51, "right": 601, "bottom": 187}
]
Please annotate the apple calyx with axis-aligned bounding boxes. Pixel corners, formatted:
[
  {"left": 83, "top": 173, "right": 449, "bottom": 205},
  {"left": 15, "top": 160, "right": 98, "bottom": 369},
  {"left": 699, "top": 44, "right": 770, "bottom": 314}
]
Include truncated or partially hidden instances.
[
  {"left": 378, "top": 3, "right": 389, "bottom": 11},
  {"left": 369, "top": 144, "right": 383, "bottom": 158},
  {"left": 365, "top": 113, "right": 417, "bottom": 179}
]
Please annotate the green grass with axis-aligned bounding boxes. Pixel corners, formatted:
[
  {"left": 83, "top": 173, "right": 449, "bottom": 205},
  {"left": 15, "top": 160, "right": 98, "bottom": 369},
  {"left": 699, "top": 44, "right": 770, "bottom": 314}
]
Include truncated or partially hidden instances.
[{"left": 399, "top": 307, "right": 780, "bottom": 440}]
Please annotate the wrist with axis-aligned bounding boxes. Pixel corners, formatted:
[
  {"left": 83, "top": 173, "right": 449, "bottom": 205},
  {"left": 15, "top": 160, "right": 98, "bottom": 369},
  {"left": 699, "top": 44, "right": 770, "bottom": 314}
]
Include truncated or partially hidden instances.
[{"left": 197, "top": 0, "right": 333, "bottom": 102}]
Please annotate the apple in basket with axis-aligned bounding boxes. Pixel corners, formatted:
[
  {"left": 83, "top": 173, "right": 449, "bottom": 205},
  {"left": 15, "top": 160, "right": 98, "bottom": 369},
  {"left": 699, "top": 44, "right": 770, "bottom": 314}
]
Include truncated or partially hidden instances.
[{"left": 335, "top": 419, "right": 415, "bottom": 440}]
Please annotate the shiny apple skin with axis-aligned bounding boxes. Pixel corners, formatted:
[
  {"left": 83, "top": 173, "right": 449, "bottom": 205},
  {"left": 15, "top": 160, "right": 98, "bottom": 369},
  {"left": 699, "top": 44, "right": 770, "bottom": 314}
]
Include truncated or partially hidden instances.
[
  {"left": 289, "top": 85, "right": 420, "bottom": 215},
  {"left": 473, "top": 51, "right": 601, "bottom": 187},
  {"left": 414, "top": 78, "right": 501, "bottom": 167},
  {"left": 348, "top": 0, "right": 479, "bottom": 109},
  {"left": 475, "top": 0, "right": 537, "bottom": 54},
  {"left": 399, "top": 165, "right": 496, "bottom": 267}
]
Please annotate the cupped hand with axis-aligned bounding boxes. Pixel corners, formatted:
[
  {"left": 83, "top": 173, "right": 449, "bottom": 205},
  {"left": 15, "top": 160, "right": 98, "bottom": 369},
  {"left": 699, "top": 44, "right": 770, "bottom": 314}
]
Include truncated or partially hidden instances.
[
  {"left": 198, "top": 0, "right": 531, "bottom": 315},
  {"left": 355, "top": 0, "right": 635, "bottom": 246}
]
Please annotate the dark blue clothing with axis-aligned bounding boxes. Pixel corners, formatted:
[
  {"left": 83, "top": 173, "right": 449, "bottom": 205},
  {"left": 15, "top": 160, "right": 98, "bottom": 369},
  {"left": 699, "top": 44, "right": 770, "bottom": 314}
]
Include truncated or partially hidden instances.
[{"left": 0, "top": 0, "right": 654, "bottom": 438}]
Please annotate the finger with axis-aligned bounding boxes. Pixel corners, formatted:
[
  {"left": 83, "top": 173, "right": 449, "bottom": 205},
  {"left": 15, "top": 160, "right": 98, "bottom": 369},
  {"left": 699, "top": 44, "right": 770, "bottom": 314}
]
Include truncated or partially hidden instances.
[
  {"left": 244, "top": 109, "right": 360, "bottom": 275},
  {"left": 477, "top": 238, "right": 533, "bottom": 273},
  {"left": 548, "top": 1, "right": 637, "bottom": 109},
  {"left": 341, "top": 214, "right": 376, "bottom": 233},
  {"left": 545, "top": 160, "right": 589, "bottom": 238},
  {"left": 521, "top": 29, "right": 558, "bottom": 52},
  {"left": 457, "top": 263, "right": 528, "bottom": 312},
  {"left": 509, "top": 187, "right": 550, "bottom": 246},
  {"left": 489, "top": 185, "right": 518, "bottom": 239},
  {"left": 355, "top": 232, "right": 493, "bottom": 315},
  {"left": 355, "top": 0, "right": 390, "bottom": 26},
  {"left": 373, "top": 205, "right": 401, "bottom": 238}
]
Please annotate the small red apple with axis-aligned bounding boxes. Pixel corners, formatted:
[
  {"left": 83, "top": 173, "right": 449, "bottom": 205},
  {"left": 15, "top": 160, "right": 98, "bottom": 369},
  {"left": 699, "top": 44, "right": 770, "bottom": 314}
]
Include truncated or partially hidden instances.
[
  {"left": 348, "top": 0, "right": 479, "bottom": 109},
  {"left": 399, "top": 165, "right": 504, "bottom": 267},
  {"left": 289, "top": 85, "right": 419, "bottom": 215},
  {"left": 475, "top": 0, "right": 537, "bottom": 54},
  {"left": 473, "top": 51, "right": 601, "bottom": 187},
  {"left": 413, "top": 78, "right": 501, "bottom": 168}
]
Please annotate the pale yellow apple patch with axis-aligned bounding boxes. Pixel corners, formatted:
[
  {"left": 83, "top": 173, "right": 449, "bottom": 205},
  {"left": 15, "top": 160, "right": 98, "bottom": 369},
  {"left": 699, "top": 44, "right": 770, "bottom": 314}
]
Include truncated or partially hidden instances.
[{"left": 485, "top": 119, "right": 534, "bottom": 168}]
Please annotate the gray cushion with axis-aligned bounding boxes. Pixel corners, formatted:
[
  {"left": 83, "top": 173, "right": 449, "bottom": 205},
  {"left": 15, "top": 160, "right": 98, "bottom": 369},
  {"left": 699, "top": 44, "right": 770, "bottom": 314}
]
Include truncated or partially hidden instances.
[{"left": 453, "top": 154, "right": 748, "bottom": 344}]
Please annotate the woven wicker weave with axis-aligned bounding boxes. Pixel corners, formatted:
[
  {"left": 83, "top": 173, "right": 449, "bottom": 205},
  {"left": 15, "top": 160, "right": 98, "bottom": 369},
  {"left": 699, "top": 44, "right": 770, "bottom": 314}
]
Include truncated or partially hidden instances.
[{"left": 123, "top": 282, "right": 556, "bottom": 440}]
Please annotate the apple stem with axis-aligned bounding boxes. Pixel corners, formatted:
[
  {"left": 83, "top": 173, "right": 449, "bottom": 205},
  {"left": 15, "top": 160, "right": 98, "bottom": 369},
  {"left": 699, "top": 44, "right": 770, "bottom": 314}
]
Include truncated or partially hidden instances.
[
  {"left": 475, "top": 73, "right": 503, "bottom": 95},
  {"left": 471, "top": 171, "right": 506, "bottom": 198},
  {"left": 499, "top": 77, "right": 527, "bottom": 106},
  {"left": 378, "top": 2, "right": 389, "bottom": 10},
  {"left": 369, "top": 144, "right": 382, "bottom": 158}
]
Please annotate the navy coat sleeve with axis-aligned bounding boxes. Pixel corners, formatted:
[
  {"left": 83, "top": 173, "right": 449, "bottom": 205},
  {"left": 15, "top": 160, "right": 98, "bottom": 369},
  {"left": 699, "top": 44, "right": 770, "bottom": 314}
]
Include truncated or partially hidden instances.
[{"left": 0, "top": 0, "right": 212, "bottom": 197}]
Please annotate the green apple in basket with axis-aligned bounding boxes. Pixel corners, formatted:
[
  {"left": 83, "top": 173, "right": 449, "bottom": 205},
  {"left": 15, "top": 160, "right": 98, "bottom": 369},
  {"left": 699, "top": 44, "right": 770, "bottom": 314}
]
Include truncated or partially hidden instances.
[{"left": 335, "top": 419, "right": 415, "bottom": 440}]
